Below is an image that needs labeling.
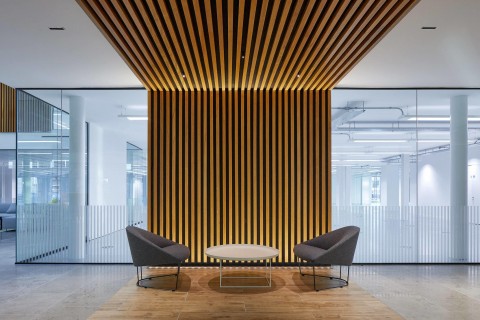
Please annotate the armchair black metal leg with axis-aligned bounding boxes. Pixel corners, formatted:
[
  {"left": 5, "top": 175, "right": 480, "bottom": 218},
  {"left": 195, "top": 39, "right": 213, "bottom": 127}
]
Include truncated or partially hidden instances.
[
  {"left": 174, "top": 263, "right": 181, "bottom": 291},
  {"left": 136, "top": 267, "right": 145, "bottom": 288},
  {"left": 298, "top": 257, "right": 304, "bottom": 276},
  {"left": 136, "top": 264, "right": 183, "bottom": 290},
  {"left": 297, "top": 261, "right": 351, "bottom": 291}
]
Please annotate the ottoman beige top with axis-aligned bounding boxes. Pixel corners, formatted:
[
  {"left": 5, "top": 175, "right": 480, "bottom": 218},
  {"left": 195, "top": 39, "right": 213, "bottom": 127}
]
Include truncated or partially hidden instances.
[{"left": 205, "top": 244, "right": 279, "bottom": 261}]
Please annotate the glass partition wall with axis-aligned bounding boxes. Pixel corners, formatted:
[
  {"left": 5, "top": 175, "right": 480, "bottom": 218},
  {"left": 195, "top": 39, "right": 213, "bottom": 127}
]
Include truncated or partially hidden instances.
[
  {"left": 332, "top": 89, "right": 480, "bottom": 263},
  {"left": 126, "top": 142, "right": 146, "bottom": 207},
  {"left": 0, "top": 149, "right": 16, "bottom": 205},
  {"left": 16, "top": 89, "right": 147, "bottom": 263}
]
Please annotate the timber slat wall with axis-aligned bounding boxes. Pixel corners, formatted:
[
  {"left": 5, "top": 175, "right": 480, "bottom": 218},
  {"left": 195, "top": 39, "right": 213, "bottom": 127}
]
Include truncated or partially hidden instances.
[
  {"left": 149, "top": 89, "right": 330, "bottom": 263},
  {"left": 0, "top": 83, "right": 16, "bottom": 132},
  {"left": 77, "top": 0, "right": 418, "bottom": 264}
]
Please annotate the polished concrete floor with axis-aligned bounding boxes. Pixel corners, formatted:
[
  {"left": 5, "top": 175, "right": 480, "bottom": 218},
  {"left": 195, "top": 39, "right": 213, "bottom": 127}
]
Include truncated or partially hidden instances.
[
  {"left": 0, "top": 232, "right": 132, "bottom": 320},
  {"left": 1, "top": 233, "right": 479, "bottom": 319}
]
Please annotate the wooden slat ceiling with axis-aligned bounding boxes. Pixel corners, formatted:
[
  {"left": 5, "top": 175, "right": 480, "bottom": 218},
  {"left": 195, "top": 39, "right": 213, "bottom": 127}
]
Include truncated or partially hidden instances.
[{"left": 77, "top": 0, "right": 418, "bottom": 91}]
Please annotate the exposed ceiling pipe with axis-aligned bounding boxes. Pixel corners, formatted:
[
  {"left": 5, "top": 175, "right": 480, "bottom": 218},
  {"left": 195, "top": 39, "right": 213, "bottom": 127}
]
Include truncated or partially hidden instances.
[
  {"left": 331, "top": 101, "right": 366, "bottom": 129},
  {"left": 332, "top": 132, "right": 352, "bottom": 139},
  {"left": 335, "top": 127, "right": 447, "bottom": 132},
  {"left": 332, "top": 105, "right": 405, "bottom": 116}
]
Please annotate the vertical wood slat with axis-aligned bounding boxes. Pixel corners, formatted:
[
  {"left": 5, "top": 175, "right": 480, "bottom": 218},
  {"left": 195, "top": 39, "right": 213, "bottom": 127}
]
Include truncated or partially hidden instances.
[
  {"left": 202, "top": 91, "right": 207, "bottom": 263},
  {"left": 0, "top": 83, "right": 16, "bottom": 132},
  {"left": 289, "top": 90, "right": 295, "bottom": 262},
  {"left": 184, "top": 91, "right": 189, "bottom": 248},
  {"left": 196, "top": 91, "right": 202, "bottom": 263},
  {"left": 265, "top": 91, "right": 270, "bottom": 248},
  {"left": 178, "top": 92, "right": 183, "bottom": 244},
  {"left": 166, "top": 91, "right": 171, "bottom": 239},
  {"left": 234, "top": 90, "right": 239, "bottom": 245},
  {"left": 190, "top": 90, "right": 196, "bottom": 257},
  {"left": 240, "top": 91, "right": 245, "bottom": 245},
  {"left": 253, "top": 89, "right": 258, "bottom": 245},
  {"left": 148, "top": 89, "right": 329, "bottom": 264}
]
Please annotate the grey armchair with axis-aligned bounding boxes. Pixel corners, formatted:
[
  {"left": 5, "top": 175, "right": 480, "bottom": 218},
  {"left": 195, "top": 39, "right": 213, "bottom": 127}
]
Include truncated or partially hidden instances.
[
  {"left": 126, "top": 226, "right": 190, "bottom": 290},
  {"left": 294, "top": 226, "right": 360, "bottom": 291}
]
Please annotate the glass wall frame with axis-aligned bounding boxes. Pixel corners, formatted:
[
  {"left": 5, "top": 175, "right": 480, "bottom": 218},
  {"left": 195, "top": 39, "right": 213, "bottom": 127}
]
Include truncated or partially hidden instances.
[
  {"left": 332, "top": 88, "right": 480, "bottom": 263},
  {"left": 15, "top": 88, "right": 147, "bottom": 263}
]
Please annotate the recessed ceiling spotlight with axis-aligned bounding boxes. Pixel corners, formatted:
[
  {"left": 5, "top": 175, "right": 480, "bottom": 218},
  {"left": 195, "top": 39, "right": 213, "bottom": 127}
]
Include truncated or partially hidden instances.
[
  {"left": 182, "top": 74, "right": 186, "bottom": 78},
  {"left": 421, "top": 26, "right": 436, "bottom": 30},
  {"left": 49, "top": 27, "right": 65, "bottom": 31},
  {"left": 241, "top": 55, "right": 245, "bottom": 59},
  {"left": 297, "top": 74, "right": 300, "bottom": 78}
]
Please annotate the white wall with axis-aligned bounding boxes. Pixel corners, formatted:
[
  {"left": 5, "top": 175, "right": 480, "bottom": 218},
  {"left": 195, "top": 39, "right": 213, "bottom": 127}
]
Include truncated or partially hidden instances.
[
  {"left": 468, "top": 145, "right": 480, "bottom": 206},
  {"left": 418, "top": 150, "right": 450, "bottom": 206},
  {"left": 361, "top": 175, "right": 371, "bottom": 205},
  {"left": 0, "top": 133, "right": 15, "bottom": 149},
  {"left": 88, "top": 123, "right": 126, "bottom": 205},
  {"left": 88, "top": 124, "right": 103, "bottom": 205},
  {"left": 381, "top": 164, "right": 400, "bottom": 206},
  {"left": 333, "top": 167, "right": 351, "bottom": 206},
  {"left": 417, "top": 144, "right": 480, "bottom": 206}
]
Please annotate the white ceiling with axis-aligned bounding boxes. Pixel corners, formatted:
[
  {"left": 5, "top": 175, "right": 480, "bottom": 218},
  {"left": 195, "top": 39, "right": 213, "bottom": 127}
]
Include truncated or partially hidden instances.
[
  {"left": 338, "top": 0, "right": 480, "bottom": 88},
  {"left": 0, "top": 0, "right": 141, "bottom": 88},
  {"left": 0, "top": 0, "right": 479, "bottom": 89}
]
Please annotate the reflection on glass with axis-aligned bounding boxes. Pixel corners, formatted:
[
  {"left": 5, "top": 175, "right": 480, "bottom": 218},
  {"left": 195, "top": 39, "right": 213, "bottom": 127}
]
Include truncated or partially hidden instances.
[
  {"left": 17, "top": 91, "right": 71, "bottom": 205},
  {"left": 332, "top": 89, "right": 480, "bottom": 263},
  {"left": 127, "top": 142, "right": 146, "bottom": 207},
  {"left": 331, "top": 89, "right": 416, "bottom": 208},
  {"left": 0, "top": 149, "right": 16, "bottom": 204},
  {"left": 16, "top": 89, "right": 147, "bottom": 263}
]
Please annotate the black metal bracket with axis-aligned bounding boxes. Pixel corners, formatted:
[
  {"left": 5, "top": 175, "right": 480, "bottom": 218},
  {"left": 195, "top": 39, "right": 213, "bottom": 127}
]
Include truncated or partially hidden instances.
[
  {"left": 136, "top": 263, "right": 181, "bottom": 291},
  {"left": 297, "top": 258, "right": 350, "bottom": 291}
]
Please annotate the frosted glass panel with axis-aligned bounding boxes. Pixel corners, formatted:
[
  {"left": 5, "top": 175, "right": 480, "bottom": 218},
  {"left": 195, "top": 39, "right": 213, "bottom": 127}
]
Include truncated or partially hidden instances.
[
  {"left": 332, "top": 89, "right": 480, "bottom": 264},
  {"left": 16, "top": 204, "right": 146, "bottom": 263},
  {"left": 333, "top": 206, "right": 480, "bottom": 263}
]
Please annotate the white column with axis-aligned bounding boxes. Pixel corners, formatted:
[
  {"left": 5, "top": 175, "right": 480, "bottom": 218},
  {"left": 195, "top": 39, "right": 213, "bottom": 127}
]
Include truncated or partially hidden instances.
[
  {"left": 400, "top": 154, "right": 410, "bottom": 207},
  {"left": 337, "top": 166, "right": 351, "bottom": 207},
  {"left": 361, "top": 175, "right": 371, "bottom": 205},
  {"left": 88, "top": 123, "right": 104, "bottom": 205},
  {"left": 450, "top": 95, "right": 468, "bottom": 261},
  {"left": 69, "top": 96, "right": 86, "bottom": 261},
  {"left": 381, "top": 165, "right": 399, "bottom": 206}
]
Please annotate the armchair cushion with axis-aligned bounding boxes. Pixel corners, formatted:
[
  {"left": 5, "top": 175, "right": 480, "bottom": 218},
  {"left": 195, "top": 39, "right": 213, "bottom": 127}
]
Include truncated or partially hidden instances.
[
  {"left": 6, "top": 204, "right": 16, "bottom": 213},
  {"left": 293, "top": 244, "right": 326, "bottom": 262},
  {"left": 126, "top": 226, "right": 190, "bottom": 267},
  {"left": 294, "top": 226, "right": 360, "bottom": 266}
]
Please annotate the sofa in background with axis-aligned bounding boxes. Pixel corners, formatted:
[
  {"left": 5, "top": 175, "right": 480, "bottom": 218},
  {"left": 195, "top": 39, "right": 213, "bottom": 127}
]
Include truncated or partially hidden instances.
[{"left": 0, "top": 203, "right": 16, "bottom": 231}]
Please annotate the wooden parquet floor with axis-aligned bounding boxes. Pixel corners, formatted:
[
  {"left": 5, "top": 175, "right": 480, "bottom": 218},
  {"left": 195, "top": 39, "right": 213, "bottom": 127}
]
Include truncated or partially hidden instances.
[{"left": 89, "top": 267, "right": 402, "bottom": 320}]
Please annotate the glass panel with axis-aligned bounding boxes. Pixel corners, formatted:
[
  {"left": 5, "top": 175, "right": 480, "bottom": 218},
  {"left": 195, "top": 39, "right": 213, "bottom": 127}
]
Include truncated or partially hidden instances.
[
  {"left": 16, "top": 90, "right": 66, "bottom": 261},
  {"left": 416, "top": 89, "right": 480, "bottom": 262},
  {"left": 331, "top": 89, "right": 417, "bottom": 207},
  {"left": 333, "top": 89, "right": 480, "bottom": 263},
  {"left": 127, "top": 143, "right": 147, "bottom": 207},
  {"left": 0, "top": 149, "right": 16, "bottom": 205},
  {"left": 332, "top": 89, "right": 418, "bottom": 262},
  {"left": 16, "top": 89, "right": 147, "bottom": 263},
  {"left": 0, "top": 144, "right": 16, "bottom": 233}
]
